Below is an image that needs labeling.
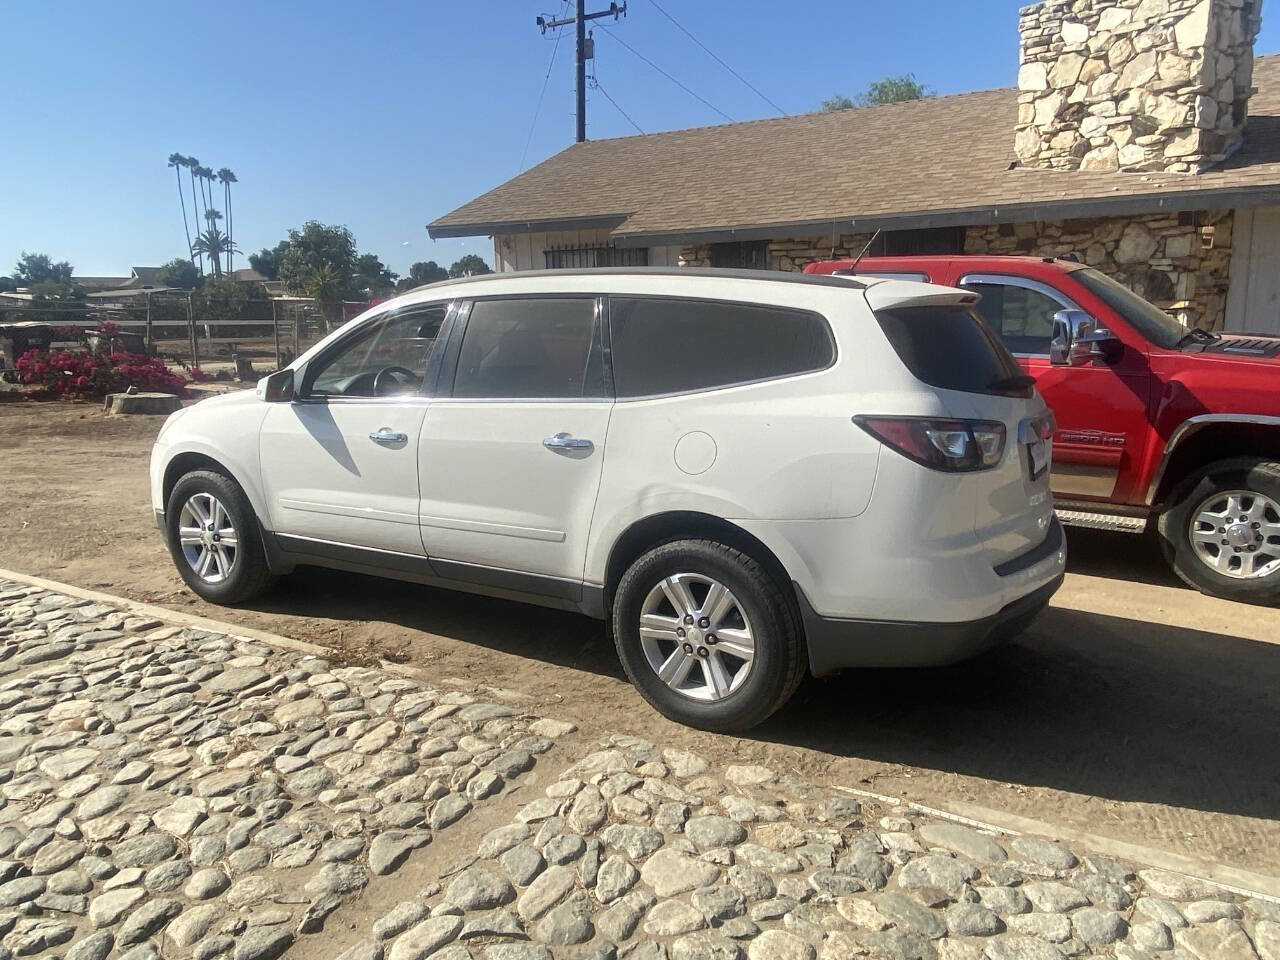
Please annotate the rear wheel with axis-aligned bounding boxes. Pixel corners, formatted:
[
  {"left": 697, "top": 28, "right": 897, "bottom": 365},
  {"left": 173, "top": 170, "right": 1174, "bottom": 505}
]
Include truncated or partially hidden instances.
[
  {"left": 166, "top": 469, "right": 275, "bottom": 605},
  {"left": 611, "top": 539, "right": 805, "bottom": 732},
  {"left": 1158, "top": 457, "right": 1280, "bottom": 605}
]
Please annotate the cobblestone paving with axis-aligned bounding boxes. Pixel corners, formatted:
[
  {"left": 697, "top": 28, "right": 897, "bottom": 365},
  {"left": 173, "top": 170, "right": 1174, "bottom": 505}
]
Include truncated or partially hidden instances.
[
  {"left": 3, "top": 580, "right": 1280, "bottom": 960},
  {"left": 0, "top": 581, "right": 571, "bottom": 960},
  {"left": 363, "top": 736, "right": 1280, "bottom": 960}
]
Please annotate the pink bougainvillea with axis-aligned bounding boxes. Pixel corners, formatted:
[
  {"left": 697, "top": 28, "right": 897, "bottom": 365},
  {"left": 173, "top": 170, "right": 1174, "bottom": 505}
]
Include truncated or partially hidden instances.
[{"left": 14, "top": 348, "right": 187, "bottom": 399}]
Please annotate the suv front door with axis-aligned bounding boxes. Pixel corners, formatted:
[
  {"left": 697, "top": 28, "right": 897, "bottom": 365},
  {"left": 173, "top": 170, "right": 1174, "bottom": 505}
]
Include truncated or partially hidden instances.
[
  {"left": 417, "top": 296, "right": 612, "bottom": 598},
  {"left": 960, "top": 273, "right": 1151, "bottom": 502},
  {"left": 259, "top": 302, "right": 447, "bottom": 555}
]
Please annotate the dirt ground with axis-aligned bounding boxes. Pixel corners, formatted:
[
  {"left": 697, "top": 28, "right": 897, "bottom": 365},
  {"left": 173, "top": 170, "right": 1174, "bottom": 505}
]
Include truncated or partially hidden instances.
[{"left": 2, "top": 399, "right": 1277, "bottom": 873}]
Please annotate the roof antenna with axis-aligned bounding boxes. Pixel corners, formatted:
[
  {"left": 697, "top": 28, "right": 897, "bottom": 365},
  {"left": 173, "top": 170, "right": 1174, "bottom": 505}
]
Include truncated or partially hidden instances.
[{"left": 847, "top": 228, "right": 882, "bottom": 273}]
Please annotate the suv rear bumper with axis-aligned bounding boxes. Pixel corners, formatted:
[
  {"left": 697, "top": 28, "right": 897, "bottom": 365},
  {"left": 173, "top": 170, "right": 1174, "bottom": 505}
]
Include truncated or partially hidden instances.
[{"left": 798, "top": 517, "right": 1065, "bottom": 675}]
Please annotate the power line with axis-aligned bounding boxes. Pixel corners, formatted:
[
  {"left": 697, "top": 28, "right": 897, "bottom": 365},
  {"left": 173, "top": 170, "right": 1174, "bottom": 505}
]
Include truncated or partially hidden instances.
[
  {"left": 591, "top": 78, "right": 644, "bottom": 134},
  {"left": 520, "top": 1, "right": 573, "bottom": 172},
  {"left": 596, "top": 23, "right": 733, "bottom": 123},
  {"left": 646, "top": 0, "right": 786, "bottom": 116}
]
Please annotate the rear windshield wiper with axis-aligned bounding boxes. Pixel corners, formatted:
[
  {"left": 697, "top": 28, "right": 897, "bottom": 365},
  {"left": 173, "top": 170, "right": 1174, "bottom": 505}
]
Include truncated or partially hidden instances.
[{"left": 988, "top": 373, "right": 1036, "bottom": 393}]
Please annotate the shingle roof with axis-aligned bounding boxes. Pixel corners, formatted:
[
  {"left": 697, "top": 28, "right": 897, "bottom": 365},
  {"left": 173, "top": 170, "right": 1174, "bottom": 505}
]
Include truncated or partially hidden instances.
[{"left": 429, "top": 54, "right": 1280, "bottom": 244}]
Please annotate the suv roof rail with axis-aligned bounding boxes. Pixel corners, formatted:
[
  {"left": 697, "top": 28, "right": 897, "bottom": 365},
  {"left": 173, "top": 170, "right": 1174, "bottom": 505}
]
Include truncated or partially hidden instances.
[{"left": 421, "top": 266, "right": 869, "bottom": 291}]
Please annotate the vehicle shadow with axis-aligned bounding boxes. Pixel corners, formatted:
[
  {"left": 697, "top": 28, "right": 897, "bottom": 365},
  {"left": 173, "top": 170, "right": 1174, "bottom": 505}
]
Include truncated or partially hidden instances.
[
  {"left": 762, "top": 603, "right": 1280, "bottom": 823},
  {"left": 1064, "top": 525, "right": 1184, "bottom": 588},
  {"left": 259, "top": 562, "right": 1280, "bottom": 824}
]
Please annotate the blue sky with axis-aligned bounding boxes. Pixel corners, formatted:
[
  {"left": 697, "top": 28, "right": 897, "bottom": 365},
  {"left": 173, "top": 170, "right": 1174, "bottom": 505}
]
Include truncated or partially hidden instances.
[{"left": 4, "top": 1, "right": 1279, "bottom": 279}]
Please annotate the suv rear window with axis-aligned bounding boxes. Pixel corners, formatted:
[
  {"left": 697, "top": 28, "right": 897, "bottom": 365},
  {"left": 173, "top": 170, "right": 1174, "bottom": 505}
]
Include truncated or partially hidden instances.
[
  {"left": 875, "top": 305, "right": 1031, "bottom": 397},
  {"left": 610, "top": 296, "right": 834, "bottom": 398}
]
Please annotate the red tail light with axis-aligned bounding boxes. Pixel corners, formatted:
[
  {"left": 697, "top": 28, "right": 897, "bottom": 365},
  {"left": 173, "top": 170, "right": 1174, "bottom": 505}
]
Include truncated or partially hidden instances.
[{"left": 854, "top": 416, "right": 1006, "bottom": 472}]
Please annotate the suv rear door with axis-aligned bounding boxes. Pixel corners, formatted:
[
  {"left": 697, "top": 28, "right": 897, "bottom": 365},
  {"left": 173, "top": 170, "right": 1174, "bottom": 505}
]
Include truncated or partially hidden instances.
[
  {"left": 416, "top": 295, "right": 612, "bottom": 597},
  {"left": 959, "top": 271, "right": 1152, "bottom": 503}
]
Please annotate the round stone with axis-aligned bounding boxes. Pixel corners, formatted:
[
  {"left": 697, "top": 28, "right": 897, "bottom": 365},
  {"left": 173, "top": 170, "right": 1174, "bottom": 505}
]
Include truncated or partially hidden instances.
[
  {"left": 686, "top": 816, "right": 747, "bottom": 851},
  {"left": 445, "top": 867, "right": 516, "bottom": 911},
  {"left": 747, "top": 930, "right": 815, "bottom": 960}
]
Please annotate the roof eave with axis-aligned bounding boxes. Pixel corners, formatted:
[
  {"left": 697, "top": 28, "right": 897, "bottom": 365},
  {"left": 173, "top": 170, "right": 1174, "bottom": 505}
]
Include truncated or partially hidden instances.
[
  {"left": 427, "top": 214, "right": 630, "bottom": 240},
  {"left": 609, "top": 182, "right": 1280, "bottom": 247}
]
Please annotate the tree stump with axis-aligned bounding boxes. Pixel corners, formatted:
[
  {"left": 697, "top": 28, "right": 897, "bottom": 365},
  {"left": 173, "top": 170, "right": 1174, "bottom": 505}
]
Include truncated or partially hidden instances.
[{"left": 103, "top": 392, "right": 183, "bottom": 416}]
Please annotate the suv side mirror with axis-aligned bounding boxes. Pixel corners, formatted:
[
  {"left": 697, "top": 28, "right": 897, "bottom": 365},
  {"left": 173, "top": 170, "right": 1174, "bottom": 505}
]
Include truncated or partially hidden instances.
[
  {"left": 1050, "top": 309, "right": 1121, "bottom": 366},
  {"left": 258, "top": 368, "right": 294, "bottom": 403}
]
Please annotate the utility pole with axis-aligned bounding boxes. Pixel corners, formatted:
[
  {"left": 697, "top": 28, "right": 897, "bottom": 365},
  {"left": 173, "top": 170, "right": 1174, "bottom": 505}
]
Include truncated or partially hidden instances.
[{"left": 537, "top": 2, "right": 626, "bottom": 142}]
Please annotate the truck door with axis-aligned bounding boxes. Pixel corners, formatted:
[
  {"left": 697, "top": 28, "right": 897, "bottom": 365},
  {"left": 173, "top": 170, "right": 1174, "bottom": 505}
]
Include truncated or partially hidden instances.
[{"left": 959, "top": 273, "right": 1151, "bottom": 504}]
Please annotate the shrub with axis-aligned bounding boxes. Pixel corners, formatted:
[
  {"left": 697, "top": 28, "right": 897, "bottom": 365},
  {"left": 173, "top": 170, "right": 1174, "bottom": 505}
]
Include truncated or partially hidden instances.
[{"left": 13, "top": 347, "right": 187, "bottom": 399}]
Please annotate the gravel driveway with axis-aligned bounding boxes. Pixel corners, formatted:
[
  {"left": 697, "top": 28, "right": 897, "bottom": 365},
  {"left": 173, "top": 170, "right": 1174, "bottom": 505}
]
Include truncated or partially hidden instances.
[{"left": 2, "top": 579, "right": 1278, "bottom": 960}]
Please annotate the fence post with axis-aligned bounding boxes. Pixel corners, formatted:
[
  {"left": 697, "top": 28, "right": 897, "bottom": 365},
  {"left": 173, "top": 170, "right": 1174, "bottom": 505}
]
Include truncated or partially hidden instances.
[
  {"left": 145, "top": 292, "right": 153, "bottom": 353},
  {"left": 186, "top": 293, "right": 200, "bottom": 370},
  {"left": 271, "top": 299, "right": 281, "bottom": 369},
  {"left": 293, "top": 304, "right": 300, "bottom": 359}
]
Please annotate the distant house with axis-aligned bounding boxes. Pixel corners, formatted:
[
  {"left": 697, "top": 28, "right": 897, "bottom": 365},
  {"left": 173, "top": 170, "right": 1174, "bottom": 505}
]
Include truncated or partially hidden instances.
[{"left": 430, "top": 0, "right": 1280, "bottom": 334}]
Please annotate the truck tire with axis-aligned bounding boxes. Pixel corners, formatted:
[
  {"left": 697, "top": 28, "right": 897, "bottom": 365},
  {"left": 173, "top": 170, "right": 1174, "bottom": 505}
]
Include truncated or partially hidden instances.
[
  {"left": 611, "top": 539, "right": 806, "bottom": 732},
  {"left": 1158, "top": 457, "right": 1280, "bottom": 605}
]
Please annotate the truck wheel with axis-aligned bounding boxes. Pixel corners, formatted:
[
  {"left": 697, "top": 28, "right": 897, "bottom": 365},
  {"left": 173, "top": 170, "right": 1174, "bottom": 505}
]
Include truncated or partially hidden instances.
[
  {"left": 611, "top": 539, "right": 806, "bottom": 732},
  {"left": 1158, "top": 457, "right": 1280, "bottom": 605}
]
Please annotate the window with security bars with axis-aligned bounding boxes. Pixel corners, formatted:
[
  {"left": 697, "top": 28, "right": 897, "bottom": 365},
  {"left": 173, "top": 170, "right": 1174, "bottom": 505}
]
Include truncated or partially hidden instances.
[{"left": 544, "top": 245, "right": 649, "bottom": 269}]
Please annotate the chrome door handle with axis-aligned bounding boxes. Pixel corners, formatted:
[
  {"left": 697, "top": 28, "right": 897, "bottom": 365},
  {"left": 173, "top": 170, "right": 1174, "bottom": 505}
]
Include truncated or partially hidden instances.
[
  {"left": 369, "top": 428, "right": 408, "bottom": 445},
  {"left": 543, "top": 432, "right": 593, "bottom": 451}
]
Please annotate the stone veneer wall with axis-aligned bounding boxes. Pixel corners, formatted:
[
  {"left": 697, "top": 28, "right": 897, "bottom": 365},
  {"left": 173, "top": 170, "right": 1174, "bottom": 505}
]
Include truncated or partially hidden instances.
[
  {"left": 965, "top": 210, "right": 1234, "bottom": 330},
  {"left": 678, "top": 210, "right": 1233, "bottom": 330},
  {"left": 1015, "top": 0, "right": 1263, "bottom": 173}
]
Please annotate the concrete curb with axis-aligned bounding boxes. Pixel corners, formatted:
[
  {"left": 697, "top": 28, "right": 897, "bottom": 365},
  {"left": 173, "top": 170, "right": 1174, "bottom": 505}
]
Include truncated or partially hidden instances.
[{"left": 5, "top": 566, "right": 1280, "bottom": 904}]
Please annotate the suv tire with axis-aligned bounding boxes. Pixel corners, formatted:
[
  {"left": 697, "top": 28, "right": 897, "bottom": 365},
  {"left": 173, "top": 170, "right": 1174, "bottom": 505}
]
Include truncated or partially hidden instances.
[
  {"left": 1158, "top": 457, "right": 1280, "bottom": 605},
  {"left": 165, "top": 469, "right": 275, "bottom": 605},
  {"left": 611, "top": 539, "right": 806, "bottom": 732}
]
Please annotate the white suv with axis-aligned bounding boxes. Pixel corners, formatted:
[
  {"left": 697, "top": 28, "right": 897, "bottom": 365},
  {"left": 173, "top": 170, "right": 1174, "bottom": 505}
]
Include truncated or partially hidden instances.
[{"left": 150, "top": 268, "right": 1065, "bottom": 731}]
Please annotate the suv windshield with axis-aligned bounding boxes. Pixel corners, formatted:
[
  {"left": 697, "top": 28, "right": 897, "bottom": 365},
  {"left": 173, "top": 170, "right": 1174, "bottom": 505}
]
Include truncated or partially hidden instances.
[{"left": 1072, "top": 267, "right": 1185, "bottom": 349}]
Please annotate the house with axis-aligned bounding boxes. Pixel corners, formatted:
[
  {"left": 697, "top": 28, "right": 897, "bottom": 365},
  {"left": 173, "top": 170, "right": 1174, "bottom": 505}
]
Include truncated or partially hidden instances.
[{"left": 429, "top": 0, "right": 1280, "bottom": 333}]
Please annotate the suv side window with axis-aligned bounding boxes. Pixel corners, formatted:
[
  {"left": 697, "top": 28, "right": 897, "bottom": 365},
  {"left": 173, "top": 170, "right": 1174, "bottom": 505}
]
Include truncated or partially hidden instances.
[
  {"left": 307, "top": 303, "right": 446, "bottom": 398},
  {"left": 451, "top": 297, "right": 603, "bottom": 399},
  {"left": 962, "top": 279, "right": 1068, "bottom": 356},
  {"left": 610, "top": 297, "right": 834, "bottom": 398}
]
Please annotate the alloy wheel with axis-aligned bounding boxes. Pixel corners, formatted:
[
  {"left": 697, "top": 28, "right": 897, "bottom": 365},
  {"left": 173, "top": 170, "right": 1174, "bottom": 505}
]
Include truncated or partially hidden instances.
[
  {"left": 178, "top": 492, "right": 239, "bottom": 584},
  {"left": 1188, "top": 489, "right": 1280, "bottom": 580},
  {"left": 638, "top": 572, "right": 755, "bottom": 702}
]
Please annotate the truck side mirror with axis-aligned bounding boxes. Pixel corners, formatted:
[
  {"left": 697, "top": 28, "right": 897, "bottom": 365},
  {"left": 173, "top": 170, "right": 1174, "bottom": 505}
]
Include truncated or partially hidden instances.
[
  {"left": 1050, "top": 309, "right": 1120, "bottom": 366},
  {"left": 258, "top": 368, "right": 294, "bottom": 403}
]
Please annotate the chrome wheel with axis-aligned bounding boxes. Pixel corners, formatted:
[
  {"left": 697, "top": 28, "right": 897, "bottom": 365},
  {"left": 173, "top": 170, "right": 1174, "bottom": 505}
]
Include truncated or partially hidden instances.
[
  {"left": 1189, "top": 489, "right": 1280, "bottom": 580},
  {"left": 638, "top": 573, "right": 755, "bottom": 702},
  {"left": 177, "top": 492, "right": 239, "bottom": 584}
]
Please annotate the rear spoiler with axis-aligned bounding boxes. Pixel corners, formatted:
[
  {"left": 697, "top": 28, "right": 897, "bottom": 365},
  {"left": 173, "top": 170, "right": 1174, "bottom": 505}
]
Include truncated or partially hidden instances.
[{"left": 862, "top": 279, "right": 982, "bottom": 313}]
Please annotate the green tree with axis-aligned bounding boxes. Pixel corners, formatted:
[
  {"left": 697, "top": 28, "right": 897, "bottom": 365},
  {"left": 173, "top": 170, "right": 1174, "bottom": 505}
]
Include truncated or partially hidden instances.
[
  {"left": 185, "top": 156, "right": 205, "bottom": 273},
  {"left": 275, "top": 222, "right": 362, "bottom": 328},
  {"left": 354, "top": 253, "right": 399, "bottom": 299},
  {"left": 0, "top": 276, "right": 15, "bottom": 293},
  {"left": 822, "top": 74, "right": 932, "bottom": 111},
  {"left": 249, "top": 240, "right": 290, "bottom": 280},
  {"left": 14, "top": 252, "right": 74, "bottom": 286},
  {"left": 396, "top": 260, "right": 449, "bottom": 291},
  {"left": 156, "top": 257, "right": 202, "bottom": 290},
  {"left": 448, "top": 254, "right": 493, "bottom": 278},
  {"left": 194, "top": 276, "right": 269, "bottom": 328}
]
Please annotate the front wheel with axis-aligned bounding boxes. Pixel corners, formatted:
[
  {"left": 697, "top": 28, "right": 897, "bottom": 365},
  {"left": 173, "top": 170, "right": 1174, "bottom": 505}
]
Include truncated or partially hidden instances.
[
  {"left": 1158, "top": 458, "right": 1280, "bottom": 605},
  {"left": 165, "top": 469, "right": 275, "bottom": 605},
  {"left": 611, "top": 539, "right": 806, "bottom": 732}
]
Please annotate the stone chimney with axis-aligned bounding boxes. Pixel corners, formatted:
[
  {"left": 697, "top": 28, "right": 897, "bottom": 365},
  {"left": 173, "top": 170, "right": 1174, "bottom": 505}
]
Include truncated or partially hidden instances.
[{"left": 1015, "top": 0, "right": 1263, "bottom": 173}]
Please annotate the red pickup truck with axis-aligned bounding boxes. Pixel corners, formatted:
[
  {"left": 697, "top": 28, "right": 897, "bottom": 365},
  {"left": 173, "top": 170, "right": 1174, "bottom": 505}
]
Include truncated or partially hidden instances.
[{"left": 805, "top": 255, "right": 1280, "bottom": 605}]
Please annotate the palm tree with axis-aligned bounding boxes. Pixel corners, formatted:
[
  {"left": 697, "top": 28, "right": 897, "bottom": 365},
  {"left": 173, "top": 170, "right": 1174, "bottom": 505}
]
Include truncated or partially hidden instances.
[
  {"left": 217, "top": 168, "right": 238, "bottom": 274},
  {"left": 185, "top": 156, "right": 205, "bottom": 274},
  {"left": 191, "top": 227, "right": 238, "bottom": 278},
  {"left": 305, "top": 264, "right": 348, "bottom": 331},
  {"left": 168, "top": 153, "right": 196, "bottom": 269}
]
